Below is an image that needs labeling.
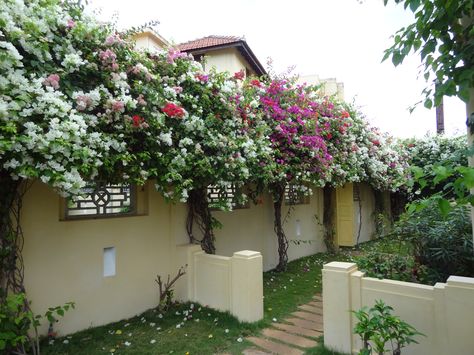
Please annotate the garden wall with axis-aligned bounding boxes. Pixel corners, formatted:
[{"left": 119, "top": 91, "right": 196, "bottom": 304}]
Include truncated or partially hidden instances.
[
  {"left": 21, "top": 181, "right": 325, "bottom": 335},
  {"left": 212, "top": 188, "right": 326, "bottom": 271},
  {"left": 174, "top": 244, "right": 263, "bottom": 322},
  {"left": 322, "top": 262, "right": 474, "bottom": 355},
  {"left": 21, "top": 181, "right": 378, "bottom": 336},
  {"left": 22, "top": 181, "right": 174, "bottom": 336}
]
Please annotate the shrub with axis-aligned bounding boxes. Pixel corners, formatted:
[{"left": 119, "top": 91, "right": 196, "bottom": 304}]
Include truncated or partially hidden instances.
[
  {"left": 393, "top": 201, "right": 474, "bottom": 282},
  {"left": 356, "top": 251, "right": 429, "bottom": 284},
  {"left": 353, "top": 300, "right": 424, "bottom": 355}
]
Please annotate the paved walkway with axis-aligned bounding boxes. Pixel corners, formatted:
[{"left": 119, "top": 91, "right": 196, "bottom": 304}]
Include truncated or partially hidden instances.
[{"left": 244, "top": 294, "right": 324, "bottom": 355}]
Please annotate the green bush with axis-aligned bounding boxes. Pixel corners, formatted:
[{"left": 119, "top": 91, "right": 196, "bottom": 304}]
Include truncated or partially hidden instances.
[
  {"left": 356, "top": 252, "right": 429, "bottom": 284},
  {"left": 393, "top": 201, "right": 474, "bottom": 282},
  {"left": 0, "top": 293, "right": 74, "bottom": 354},
  {"left": 353, "top": 300, "right": 424, "bottom": 355}
]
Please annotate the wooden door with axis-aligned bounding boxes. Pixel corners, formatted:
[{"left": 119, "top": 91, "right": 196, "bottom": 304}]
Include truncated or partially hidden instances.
[{"left": 336, "top": 183, "right": 355, "bottom": 246}]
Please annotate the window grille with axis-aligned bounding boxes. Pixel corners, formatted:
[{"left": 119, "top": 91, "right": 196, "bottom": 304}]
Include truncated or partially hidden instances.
[
  {"left": 207, "top": 184, "right": 249, "bottom": 210},
  {"left": 285, "top": 184, "right": 310, "bottom": 205},
  {"left": 66, "top": 183, "right": 135, "bottom": 219}
]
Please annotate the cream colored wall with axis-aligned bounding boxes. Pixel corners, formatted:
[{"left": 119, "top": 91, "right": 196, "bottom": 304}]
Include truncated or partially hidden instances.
[
  {"left": 297, "top": 75, "right": 345, "bottom": 100},
  {"left": 22, "top": 181, "right": 174, "bottom": 336},
  {"left": 22, "top": 182, "right": 325, "bottom": 335},
  {"left": 203, "top": 48, "right": 255, "bottom": 77},
  {"left": 323, "top": 262, "right": 474, "bottom": 355},
  {"left": 174, "top": 245, "right": 263, "bottom": 323},
  {"left": 213, "top": 188, "right": 325, "bottom": 271},
  {"left": 353, "top": 183, "right": 376, "bottom": 244},
  {"left": 133, "top": 32, "right": 167, "bottom": 52}
]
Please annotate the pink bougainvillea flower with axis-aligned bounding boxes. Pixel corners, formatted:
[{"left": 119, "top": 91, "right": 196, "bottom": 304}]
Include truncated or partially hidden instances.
[
  {"left": 167, "top": 48, "right": 187, "bottom": 64},
  {"left": 196, "top": 73, "right": 209, "bottom": 82},
  {"left": 66, "top": 19, "right": 76, "bottom": 29},
  {"left": 43, "top": 74, "right": 60, "bottom": 89},
  {"left": 234, "top": 70, "right": 245, "bottom": 80},
  {"left": 137, "top": 94, "right": 147, "bottom": 106},
  {"left": 250, "top": 79, "right": 261, "bottom": 87},
  {"left": 341, "top": 111, "right": 350, "bottom": 118},
  {"left": 162, "top": 102, "right": 185, "bottom": 118},
  {"left": 111, "top": 100, "right": 125, "bottom": 112},
  {"left": 76, "top": 95, "right": 92, "bottom": 111}
]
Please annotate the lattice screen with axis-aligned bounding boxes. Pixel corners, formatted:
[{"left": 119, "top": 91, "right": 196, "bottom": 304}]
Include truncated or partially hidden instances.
[
  {"left": 285, "top": 184, "right": 310, "bottom": 205},
  {"left": 207, "top": 185, "right": 249, "bottom": 210},
  {"left": 66, "top": 183, "right": 135, "bottom": 218}
]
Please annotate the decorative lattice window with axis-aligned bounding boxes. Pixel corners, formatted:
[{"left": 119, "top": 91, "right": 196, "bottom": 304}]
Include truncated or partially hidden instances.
[
  {"left": 66, "top": 183, "right": 136, "bottom": 219},
  {"left": 285, "top": 184, "right": 310, "bottom": 206},
  {"left": 207, "top": 184, "right": 250, "bottom": 210}
]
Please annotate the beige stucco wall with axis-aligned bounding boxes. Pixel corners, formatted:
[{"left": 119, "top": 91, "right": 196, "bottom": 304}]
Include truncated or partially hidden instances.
[
  {"left": 212, "top": 189, "right": 326, "bottom": 271},
  {"left": 323, "top": 262, "right": 474, "bottom": 355},
  {"left": 202, "top": 47, "right": 256, "bottom": 77},
  {"left": 353, "top": 183, "right": 376, "bottom": 244},
  {"left": 133, "top": 31, "right": 168, "bottom": 52},
  {"left": 297, "top": 74, "right": 345, "bottom": 101},
  {"left": 22, "top": 181, "right": 175, "bottom": 335},
  {"left": 22, "top": 182, "right": 326, "bottom": 335},
  {"left": 174, "top": 245, "right": 263, "bottom": 323}
]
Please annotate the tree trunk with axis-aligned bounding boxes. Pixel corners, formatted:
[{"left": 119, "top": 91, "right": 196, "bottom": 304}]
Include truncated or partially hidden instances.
[
  {"left": 467, "top": 87, "right": 474, "bottom": 255},
  {"left": 0, "top": 171, "right": 22, "bottom": 300},
  {"left": 323, "top": 186, "right": 336, "bottom": 253},
  {"left": 272, "top": 184, "right": 288, "bottom": 271},
  {"left": 186, "top": 187, "right": 216, "bottom": 254}
]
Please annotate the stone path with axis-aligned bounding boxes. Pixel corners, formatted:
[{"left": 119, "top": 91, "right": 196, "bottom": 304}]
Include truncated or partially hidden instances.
[{"left": 244, "top": 294, "right": 324, "bottom": 355}]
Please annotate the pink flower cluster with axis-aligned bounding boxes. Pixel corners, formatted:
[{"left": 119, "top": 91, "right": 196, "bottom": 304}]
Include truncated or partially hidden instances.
[
  {"left": 43, "top": 74, "right": 60, "bottom": 90},
  {"left": 76, "top": 95, "right": 92, "bottom": 111},
  {"left": 99, "top": 49, "right": 119, "bottom": 71},
  {"left": 259, "top": 79, "right": 333, "bottom": 179},
  {"left": 167, "top": 48, "right": 187, "bottom": 64}
]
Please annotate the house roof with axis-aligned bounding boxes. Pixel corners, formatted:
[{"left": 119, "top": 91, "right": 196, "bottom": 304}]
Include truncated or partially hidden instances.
[{"left": 177, "top": 35, "right": 266, "bottom": 76}]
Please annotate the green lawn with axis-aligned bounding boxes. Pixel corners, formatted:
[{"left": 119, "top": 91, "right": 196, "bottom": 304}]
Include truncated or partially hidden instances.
[{"left": 41, "top": 239, "right": 404, "bottom": 355}]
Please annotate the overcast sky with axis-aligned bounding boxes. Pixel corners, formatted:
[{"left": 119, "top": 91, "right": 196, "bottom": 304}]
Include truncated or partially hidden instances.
[{"left": 88, "top": 0, "right": 468, "bottom": 138}]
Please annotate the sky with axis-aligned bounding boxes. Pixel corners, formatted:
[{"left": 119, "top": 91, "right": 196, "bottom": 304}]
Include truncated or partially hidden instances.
[{"left": 88, "top": 0, "right": 468, "bottom": 138}]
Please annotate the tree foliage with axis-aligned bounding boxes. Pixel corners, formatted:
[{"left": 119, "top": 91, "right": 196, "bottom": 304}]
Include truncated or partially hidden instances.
[{"left": 383, "top": 0, "right": 474, "bottom": 108}]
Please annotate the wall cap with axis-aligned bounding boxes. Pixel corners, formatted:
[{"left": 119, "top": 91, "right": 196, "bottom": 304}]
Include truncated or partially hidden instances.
[
  {"left": 233, "top": 250, "right": 261, "bottom": 259},
  {"left": 323, "top": 261, "right": 357, "bottom": 272},
  {"left": 447, "top": 275, "right": 474, "bottom": 289}
]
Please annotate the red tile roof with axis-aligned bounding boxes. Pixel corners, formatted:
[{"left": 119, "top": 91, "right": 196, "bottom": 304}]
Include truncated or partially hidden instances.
[{"left": 178, "top": 35, "right": 243, "bottom": 51}]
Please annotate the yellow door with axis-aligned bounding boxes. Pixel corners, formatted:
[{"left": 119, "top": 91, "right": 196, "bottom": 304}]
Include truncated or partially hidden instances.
[{"left": 336, "top": 183, "right": 355, "bottom": 246}]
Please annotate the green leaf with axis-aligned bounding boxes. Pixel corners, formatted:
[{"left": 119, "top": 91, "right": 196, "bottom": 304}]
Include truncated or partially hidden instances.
[
  {"left": 423, "top": 98, "right": 433, "bottom": 109},
  {"left": 409, "top": 0, "right": 420, "bottom": 12},
  {"left": 392, "top": 51, "right": 404, "bottom": 66},
  {"left": 437, "top": 198, "right": 451, "bottom": 217}
]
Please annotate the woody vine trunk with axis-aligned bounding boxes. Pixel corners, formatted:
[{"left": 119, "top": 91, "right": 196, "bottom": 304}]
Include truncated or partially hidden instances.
[
  {"left": 323, "top": 186, "right": 336, "bottom": 253},
  {"left": 186, "top": 187, "right": 216, "bottom": 254},
  {"left": 0, "top": 172, "right": 25, "bottom": 301},
  {"left": 272, "top": 183, "right": 288, "bottom": 272}
]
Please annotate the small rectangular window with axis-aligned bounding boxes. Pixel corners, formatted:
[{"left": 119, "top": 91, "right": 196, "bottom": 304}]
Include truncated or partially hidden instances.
[
  {"left": 103, "top": 247, "right": 116, "bottom": 277},
  {"left": 285, "top": 184, "right": 310, "bottom": 205},
  {"left": 66, "top": 183, "right": 136, "bottom": 219},
  {"left": 207, "top": 184, "right": 250, "bottom": 210}
]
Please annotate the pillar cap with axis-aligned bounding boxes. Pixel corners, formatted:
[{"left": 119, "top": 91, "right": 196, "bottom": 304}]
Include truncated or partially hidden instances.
[
  {"left": 323, "top": 261, "right": 357, "bottom": 272},
  {"left": 233, "top": 250, "right": 261, "bottom": 259}
]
